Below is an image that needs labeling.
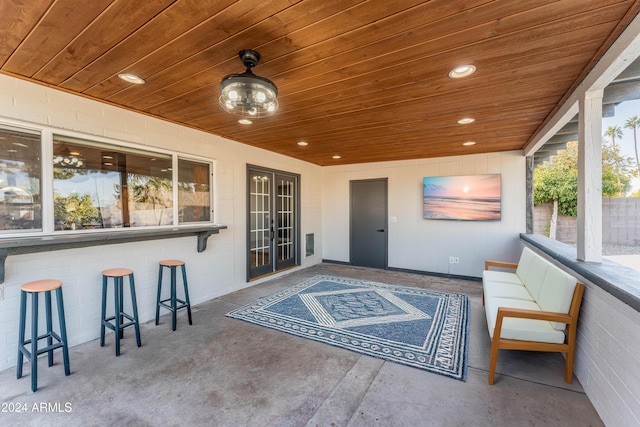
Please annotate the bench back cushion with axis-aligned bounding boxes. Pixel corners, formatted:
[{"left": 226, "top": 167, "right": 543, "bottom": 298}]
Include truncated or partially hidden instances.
[
  {"left": 515, "top": 247, "right": 577, "bottom": 331},
  {"left": 537, "top": 264, "right": 577, "bottom": 330},
  {"left": 517, "top": 247, "right": 550, "bottom": 300}
]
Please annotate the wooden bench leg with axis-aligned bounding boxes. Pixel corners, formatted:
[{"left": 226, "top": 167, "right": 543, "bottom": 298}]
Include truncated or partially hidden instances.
[
  {"left": 488, "top": 337, "right": 500, "bottom": 385},
  {"left": 564, "top": 347, "right": 575, "bottom": 384}
]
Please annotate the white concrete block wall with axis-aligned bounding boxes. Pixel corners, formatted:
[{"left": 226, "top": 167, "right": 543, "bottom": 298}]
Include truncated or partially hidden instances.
[
  {"left": 527, "top": 249, "right": 640, "bottom": 426},
  {"left": 575, "top": 281, "right": 640, "bottom": 426},
  {"left": 0, "top": 74, "right": 323, "bottom": 371},
  {"left": 321, "top": 152, "right": 527, "bottom": 277}
]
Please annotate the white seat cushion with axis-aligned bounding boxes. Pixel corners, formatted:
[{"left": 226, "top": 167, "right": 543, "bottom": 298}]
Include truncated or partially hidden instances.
[
  {"left": 485, "top": 297, "right": 566, "bottom": 344},
  {"left": 483, "top": 281, "right": 534, "bottom": 301},
  {"left": 482, "top": 270, "right": 523, "bottom": 285}
]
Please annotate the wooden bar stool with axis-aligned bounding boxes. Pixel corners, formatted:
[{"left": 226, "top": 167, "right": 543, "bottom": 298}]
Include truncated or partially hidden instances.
[
  {"left": 100, "top": 268, "right": 141, "bottom": 356},
  {"left": 17, "top": 279, "right": 70, "bottom": 392},
  {"left": 156, "top": 260, "right": 192, "bottom": 331}
]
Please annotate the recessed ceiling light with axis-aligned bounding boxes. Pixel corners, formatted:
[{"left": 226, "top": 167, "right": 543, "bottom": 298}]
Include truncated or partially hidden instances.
[
  {"left": 7, "top": 149, "right": 17, "bottom": 153},
  {"left": 457, "top": 117, "right": 475, "bottom": 124},
  {"left": 104, "top": 162, "right": 113, "bottom": 166},
  {"left": 118, "top": 73, "right": 145, "bottom": 84},
  {"left": 462, "top": 141, "right": 476, "bottom": 146},
  {"left": 238, "top": 119, "right": 253, "bottom": 125},
  {"left": 332, "top": 155, "right": 341, "bottom": 159},
  {"left": 13, "top": 142, "right": 29, "bottom": 147},
  {"left": 297, "top": 141, "right": 308, "bottom": 146},
  {"left": 448, "top": 65, "right": 476, "bottom": 79},
  {"left": 69, "top": 151, "right": 80, "bottom": 156}
]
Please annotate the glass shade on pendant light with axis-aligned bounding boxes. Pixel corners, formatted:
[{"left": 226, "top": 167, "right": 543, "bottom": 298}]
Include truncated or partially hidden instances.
[
  {"left": 53, "top": 148, "right": 84, "bottom": 168},
  {"left": 219, "top": 50, "right": 278, "bottom": 118}
]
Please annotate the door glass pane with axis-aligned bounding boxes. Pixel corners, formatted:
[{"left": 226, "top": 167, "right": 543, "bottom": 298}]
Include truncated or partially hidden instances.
[
  {"left": 0, "top": 126, "right": 42, "bottom": 232},
  {"left": 249, "top": 172, "right": 271, "bottom": 269},
  {"left": 276, "top": 176, "right": 295, "bottom": 262}
]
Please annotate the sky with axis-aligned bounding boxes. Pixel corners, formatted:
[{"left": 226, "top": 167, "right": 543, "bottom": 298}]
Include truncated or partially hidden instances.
[{"left": 602, "top": 99, "right": 640, "bottom": 193}]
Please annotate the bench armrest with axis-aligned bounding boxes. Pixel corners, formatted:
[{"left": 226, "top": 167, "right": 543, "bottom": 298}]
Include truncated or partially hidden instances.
[{"left": 484, "top": 260, "right": 518, "bottom": 270}]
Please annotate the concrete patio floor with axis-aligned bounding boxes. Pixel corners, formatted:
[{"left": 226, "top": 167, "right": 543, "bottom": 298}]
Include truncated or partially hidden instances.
[{"left": 0, "top": 263, "right": 603, "bottom": 426}]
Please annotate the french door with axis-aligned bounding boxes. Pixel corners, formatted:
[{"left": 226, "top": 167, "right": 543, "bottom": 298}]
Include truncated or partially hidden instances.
[{"left": 247, "top": 166, "right": 300, "bottom": 280}]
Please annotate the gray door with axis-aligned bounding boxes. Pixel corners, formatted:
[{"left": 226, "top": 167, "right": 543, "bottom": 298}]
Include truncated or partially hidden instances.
[{"left": 350, "top": 179, "right": 387, "bottom": 269}]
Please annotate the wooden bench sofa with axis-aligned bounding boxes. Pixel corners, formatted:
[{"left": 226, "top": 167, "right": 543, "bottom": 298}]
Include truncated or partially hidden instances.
[{"left": 482, "top": 247, "right": 585, "bottom": 385}]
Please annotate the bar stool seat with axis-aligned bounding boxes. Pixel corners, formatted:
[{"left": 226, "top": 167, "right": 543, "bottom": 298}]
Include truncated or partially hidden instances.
[
  {"left": 17, "top": 279, "right": 70, "bottom": 392},
  {"left": 100, "top": 268, "right": 141, "bottom": 356},
  {"left": 156, "top": 260, "right": 192, "bottom": 331}
]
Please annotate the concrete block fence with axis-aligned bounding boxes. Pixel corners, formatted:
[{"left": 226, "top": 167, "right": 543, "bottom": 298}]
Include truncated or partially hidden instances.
[{"left": 534, "top": 198, "right": 640, "bottom": 246}]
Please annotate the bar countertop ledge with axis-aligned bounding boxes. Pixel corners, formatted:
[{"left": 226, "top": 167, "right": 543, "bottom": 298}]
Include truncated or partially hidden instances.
[{"left": 0, "top": 224, "right": 227, "bottom": 283}]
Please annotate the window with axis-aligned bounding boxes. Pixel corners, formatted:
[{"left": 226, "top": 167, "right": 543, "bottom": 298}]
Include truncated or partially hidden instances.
[
  {"left": 0, "top": 126, "right": 42, "bottom": 231},
  {"left": 178, "top": 158, "right": 211, "bottom": 223},
  {"left": 0, "top": 125, "right": 214, "bottom": 235},
  {"left": 53, "top": 135, "right": 174, "bottom": 230}
]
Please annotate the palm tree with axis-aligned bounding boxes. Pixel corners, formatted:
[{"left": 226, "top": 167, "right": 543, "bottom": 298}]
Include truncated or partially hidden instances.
[
  {"left": 604, "top": 125, "right": 624, "bottom": 196},
  {"left": 604, "top": 125, "right": 623, "bottom": 150},
  {"left": 624, "top": 115, "right": 640, "bottom": 174}
]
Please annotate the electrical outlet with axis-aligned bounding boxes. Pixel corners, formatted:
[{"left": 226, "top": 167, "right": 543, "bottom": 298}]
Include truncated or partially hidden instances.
[
  {"left": 454, "top": 257, "right": 460, "bottom": 264},
  {"left": 449, "top": 256, "right": 455, "bottom": 264}
]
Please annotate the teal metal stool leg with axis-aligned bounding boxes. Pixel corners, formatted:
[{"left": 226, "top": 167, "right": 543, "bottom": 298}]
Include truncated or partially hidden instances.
[
  {"left": 181, "top": 264, "right": 193, "bottom": 325},
  {"left": 16, "top": 290, "right": 26, "bottom": 380},
  {"left": 114, "top": 276, "right": 121, "bottom": 356},
  {"left": 55, "top": 287, "right": 71, "bottom": 376},
  {"left": 128, "top": 273, "right": 142, "bottom": 348},
  {"left": 100, "top": 275, "right": 107, "bottom": 347},
  {"left": 45, "top": 291, "right": 54, "bottom": 367},
  {"left": 155, "top": 264, "right": 163, "bottom": 325},
  {"left": 30, "top": 291, "right": 38, "bottom": 392},
  {"left": 170, "top": 266, "right": 177, "bottom": 331}
]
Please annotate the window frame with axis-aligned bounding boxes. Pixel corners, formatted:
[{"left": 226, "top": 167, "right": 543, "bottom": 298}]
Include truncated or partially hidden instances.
[{"left": 0, "top": 121, "right": 215, "bottom": 238}]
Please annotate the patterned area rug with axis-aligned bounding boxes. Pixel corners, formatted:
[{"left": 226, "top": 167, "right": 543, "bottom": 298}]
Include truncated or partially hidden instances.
[{"left": 227, "top": 275, "right": 470, "bottom": 381}]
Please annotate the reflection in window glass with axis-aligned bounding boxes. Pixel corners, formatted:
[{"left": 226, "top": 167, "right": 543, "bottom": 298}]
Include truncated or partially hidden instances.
[
  {"left": 178, "top": 159, "right": 211, "bottom": 223},
  {"left": 53, "top": 136, "right": 173, "bottom": 230},
  {"left": 0, "top": 126, "right": 42, "bottom": 231}
]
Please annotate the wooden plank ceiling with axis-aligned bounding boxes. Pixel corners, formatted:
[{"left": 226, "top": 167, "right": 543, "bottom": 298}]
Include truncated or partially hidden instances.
[{"left": 1, "top": 0, "right": 640, "bottom": 166}]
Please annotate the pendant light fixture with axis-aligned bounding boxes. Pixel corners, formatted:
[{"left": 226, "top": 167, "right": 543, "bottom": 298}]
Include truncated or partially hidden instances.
[{"left": 219, "top": 49, "right": 278, "bottom": 119}]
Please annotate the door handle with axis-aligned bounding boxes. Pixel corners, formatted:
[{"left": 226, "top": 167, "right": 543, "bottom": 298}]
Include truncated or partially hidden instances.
[{"left": 376, "top": 229, "right": 385, "bottom": 232}]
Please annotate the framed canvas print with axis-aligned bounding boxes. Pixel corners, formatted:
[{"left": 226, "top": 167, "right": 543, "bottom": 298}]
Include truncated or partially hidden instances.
[{"left": 423, "top": 174, "right": 501, "bottom": 221}]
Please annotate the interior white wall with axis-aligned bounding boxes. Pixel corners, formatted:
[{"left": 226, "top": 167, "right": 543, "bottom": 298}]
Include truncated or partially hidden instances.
[
  {"left": 322, "top": 151, "right": 527, "bottom": 277},
  {"left": 0, "top": 74, "right": 323, "bottom": 371}
]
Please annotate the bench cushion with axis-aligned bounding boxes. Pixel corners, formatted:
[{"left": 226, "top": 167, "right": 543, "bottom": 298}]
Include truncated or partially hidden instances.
[
  {"left": 483, "top": 281, "right": 534, "bottom": 301},
  {"left": 537, "top": 264, "right": 577, "bottom": 330},
  {"left": 482, "top": 270, "right": 523, "bottom": 285},
  {"left": 485, "top": 297, "right": 566, "bottom": 344}
]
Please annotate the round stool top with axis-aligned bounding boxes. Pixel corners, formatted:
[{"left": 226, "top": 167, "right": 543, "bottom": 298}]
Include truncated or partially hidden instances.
[
  {"left": 159, "top": 260, "right": 185, "bottom": 267},
  {"left": 21, "top": 279, "right": 62, "bottom": 293},
  {"left": 102, "top": 268, "right": 134, "bottom": 277}
]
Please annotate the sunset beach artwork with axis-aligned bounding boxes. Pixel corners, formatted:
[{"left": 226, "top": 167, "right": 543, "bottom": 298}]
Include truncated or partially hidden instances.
[{"left": 423, "top": 174, "right": 501, "bottom": 221}]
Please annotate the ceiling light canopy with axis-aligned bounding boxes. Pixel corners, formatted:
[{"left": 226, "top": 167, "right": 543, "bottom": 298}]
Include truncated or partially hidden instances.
[
  {"left": 219, "top": 50, "right": 278, "bottom": 119},
  {"left": 457, "top": 117, "right": 475, "bottom": 124}
]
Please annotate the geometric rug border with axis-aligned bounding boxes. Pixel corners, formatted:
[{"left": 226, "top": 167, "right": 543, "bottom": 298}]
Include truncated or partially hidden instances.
[{"left": 226, "top": 275, "right": 469, "bottom": 381}]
